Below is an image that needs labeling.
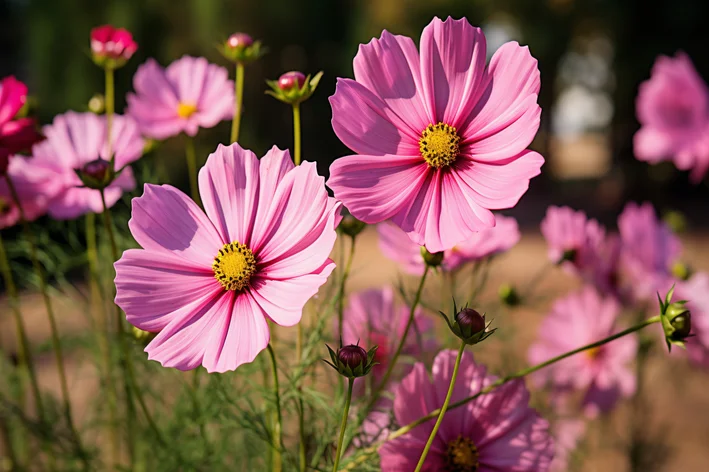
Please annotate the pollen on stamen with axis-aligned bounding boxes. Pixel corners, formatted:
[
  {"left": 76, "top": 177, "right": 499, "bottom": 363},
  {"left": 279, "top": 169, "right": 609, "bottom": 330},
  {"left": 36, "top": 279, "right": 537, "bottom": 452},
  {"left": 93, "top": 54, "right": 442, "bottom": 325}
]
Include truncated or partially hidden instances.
[
  {"left": 212, "top": 241, "right": 257, "bottom": 291},
  {"left": 419, "top": 122, "right": 461, "bottom": 169},
  {"left": 446, "top": 435, "right": 480, "bottom": 472},
  {"left": 177, "top": 102, "right": 198, "bottom": 119}
]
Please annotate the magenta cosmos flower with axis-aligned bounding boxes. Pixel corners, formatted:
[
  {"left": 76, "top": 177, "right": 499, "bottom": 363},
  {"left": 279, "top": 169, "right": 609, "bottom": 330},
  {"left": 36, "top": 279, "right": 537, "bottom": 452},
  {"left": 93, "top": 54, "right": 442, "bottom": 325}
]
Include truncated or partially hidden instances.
[
  {"left": 0, "top": 157, "right": 54, "bottom": 229},
  {"left": 618, "top": 202, "right": 681, "bottom": 301},
  {"left": 328, "top": 16, "right": 543, "bottom": 253},
  {"left": 339, "top": 287, "right": 433, "bottom": 389},
  {"left": 540, "top": 206, "right": 619, "bottom": 294},
  {"left": 378, "top": 214, "right": 520, "bottom": 275},
  {"left": 528, "top": 287, "right": 638, "bottom": 418},
  {"left": 634, "top": 52, "right": 709, "bottom": 183},
  {"left": 379, "top": 350, "right": 553, "bottom": 471},
  {"left": 0, "top": 76, "right": 43, "bottom": 168},
  {"left": 90, "top": 25, "right": 138, "bottom": 67},
  {"left": 27, "top": 111, "right": 144, "bottom": 219},
  {"left": 115, "top": 143, "right": 340, "bottom": 372},
  {"left": 127, "top": 56, "right": 234, "bottom": 140}
]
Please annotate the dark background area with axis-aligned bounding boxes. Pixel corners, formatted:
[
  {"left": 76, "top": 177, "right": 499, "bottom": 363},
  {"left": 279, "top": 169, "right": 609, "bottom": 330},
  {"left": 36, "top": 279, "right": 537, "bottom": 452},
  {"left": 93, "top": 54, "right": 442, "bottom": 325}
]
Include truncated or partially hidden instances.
[{"left": 2, "top": 0, "right": 709, "bottom": 227}]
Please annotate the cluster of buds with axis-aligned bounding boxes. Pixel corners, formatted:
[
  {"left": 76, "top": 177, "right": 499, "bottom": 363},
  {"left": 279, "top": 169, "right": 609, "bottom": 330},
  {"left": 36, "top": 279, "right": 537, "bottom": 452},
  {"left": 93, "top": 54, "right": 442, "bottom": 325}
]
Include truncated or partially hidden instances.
[
  {"left": 658, "top": 286, "right": 692, "bottom": 351},
  {"left": 438, "top": 302, "right": 495, "bottom": 345},
  {"left": 324, "top": 341, "right": 378, "bottom": 379},
  {"left": 266, "top": 71, "right": 323, "bottom": 106},
  {"left": 74, "top": 158, "right": 119, "bottom": 190},
  {"left": 337, "top": 213, "right": 367, "bottom": 239},
  {"left": 218, "top": 33, "right": 265, "bottom": 65},
  {"left": 90, "top": 25, "right": 137, "bottom": 70}
]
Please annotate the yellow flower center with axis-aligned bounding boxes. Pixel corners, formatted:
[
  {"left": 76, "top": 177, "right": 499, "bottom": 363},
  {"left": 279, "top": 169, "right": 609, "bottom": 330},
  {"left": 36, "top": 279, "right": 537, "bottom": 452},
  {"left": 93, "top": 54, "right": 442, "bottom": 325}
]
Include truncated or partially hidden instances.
[
  {"left": 177, "top": 102, "right": 198, "bottom": 119},
  {"left": 586, "top": 346, "right": 602, "bottom": 359},
  {"left": 212, "top": 242, "right": 257, "bottom": 291},
  {"left": 445, "top": 435, "right": 479, "bottom": 472},
  {"left": 419, "top": 122, "right": 460, "bottom": 169}
]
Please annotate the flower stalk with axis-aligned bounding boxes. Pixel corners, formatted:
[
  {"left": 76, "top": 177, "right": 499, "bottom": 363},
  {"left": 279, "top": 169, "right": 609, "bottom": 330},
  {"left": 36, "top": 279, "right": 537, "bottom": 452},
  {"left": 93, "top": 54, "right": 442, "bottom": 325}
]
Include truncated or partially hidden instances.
[
  {"left": 267, "top": 344, "right": 283, "bottom": 472},
  {"left": 230, "top": 63, "right": 245, "bottom": 143},
  {"left": 184, "top": 135, "right": 200, "bottom": 205},
  {"left": 332, "top": 378, "right": 354, "bottom": 472}
]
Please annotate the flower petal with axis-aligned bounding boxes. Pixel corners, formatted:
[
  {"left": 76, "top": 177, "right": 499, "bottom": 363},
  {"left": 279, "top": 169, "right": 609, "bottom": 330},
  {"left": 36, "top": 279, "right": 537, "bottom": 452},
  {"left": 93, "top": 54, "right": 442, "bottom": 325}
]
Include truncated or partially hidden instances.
[
  {"left": 330, "top": 78, "right": 420, "bottom": 155},
  {"left": 327, "top": 154, "right": 427, "bottom": 224},
  {"left": 353, "top": 30, "right": 432, "bottom": 132},
  {"left": 115, "top": 249, "right": 221, "bottom": 332},
  {"left": 129, "top": 183, "right": 223, "bottom": 267},
  {"left": 199, "top": 143, "right": 260, "bottom": 245},
  {"left": 419, "top": 17, "right": 488, "bottom": 126},
  {"left": 0, "top": 77, "right": 28, "bottom": 124}
]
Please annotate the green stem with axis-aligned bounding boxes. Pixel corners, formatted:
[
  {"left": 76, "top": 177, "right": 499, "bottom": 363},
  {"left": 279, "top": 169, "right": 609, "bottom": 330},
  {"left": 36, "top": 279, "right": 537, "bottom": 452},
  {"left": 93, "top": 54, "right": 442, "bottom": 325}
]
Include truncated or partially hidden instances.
[
  {"left": 5, "top": 175, "right": 83, "bottom": 461},
  {"left": 292, "top": 103, "right": 301, "bottom": 166},
  {"left": 337, "top": 236, "right": 356, "bottom": 343},
  {"left": 332, "top": 378, "right": 354, "bottom": 472},
  {"left": 0, "top": 415, "right": 18, "bottom": 471},
  {"left": 230, "top": 63, "right": 245, "bottom": 143},
  {"left": 364, "top": 265, "right": 429, "bottom": 413},
  {"left": 385, "top": 316, "right": 662, "bottom": 444},
  {"left": 105, "top": 67, "right": 115, "bottom": 163},
  {"left": 414, "top": 341, "right": 466, "bottom": 472},
  {"left": 184, "top": 135, "right": 200, "bottom": 206},
  {"left": 267, "top": 344, "right": 283, "bottom": 472},
  {"left": 86, "top": 212, "right": 118, "bottom": 467}
]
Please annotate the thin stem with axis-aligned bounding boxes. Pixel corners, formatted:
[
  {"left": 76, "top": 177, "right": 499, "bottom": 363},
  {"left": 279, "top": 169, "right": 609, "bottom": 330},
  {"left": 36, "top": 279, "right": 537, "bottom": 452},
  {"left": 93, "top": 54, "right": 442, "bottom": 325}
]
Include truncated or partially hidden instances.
[
  {"left": 86, "top": 212, "right": 119, "bottom": 466},
  {"left": 337, "top": 236, "right": 357, "bottom": 342},
  {"left": 5, "top": 175, "right": 83, "bottom": 459},
  {"left": 267, "top": 344, "right": 283, "bottom": 472},
  {"left": 0, "top": 416, "right": 18, "bottom": 471},
  {"left": 414, "top": 341, "right": 466, "bottom": 472},
  {"left": 184, "top": 135, "right": 200, "bottom": 206},
  {"left": 104, "top": 67, "right": 115, "bottom": 163},
  {"left": 385, "top": 316, "right": 662, "bottom": 444},
  {"left": 230, "top": 63, "right": 245, "bottom": 143},
  {"left": 365, "top": 265, "right": 430, "bottom": 413},
  {"left": 292, "top": 103, "right": 301, "bottom": 166},
  {"left": 332, "top": 378, "right": 354, "bottom": 472}
]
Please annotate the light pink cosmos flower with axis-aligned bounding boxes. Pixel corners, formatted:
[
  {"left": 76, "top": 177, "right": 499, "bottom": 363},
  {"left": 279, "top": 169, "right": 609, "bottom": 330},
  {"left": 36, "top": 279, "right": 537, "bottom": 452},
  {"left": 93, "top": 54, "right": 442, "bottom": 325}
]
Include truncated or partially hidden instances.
[
  {"left": 0, "top": 157, "right": 54, "bottom": 229},
  {"left": 328, "top": 16, "right": 544, "bottom": 253},
  {"left": 618, "top": 202, "right": 681, "bottom": 301},
  {"left": 378, "top": 215, "right": 520, "bottom": 275},
  {"left": 550, "top": 419, "right": 586, "bottom": 472},
  {"left": 115, "top": 143, "right": 341, "bottom": 372},
  {"left": 528, "top": 287, "right": 638, "bottom": 418},
  {"left": 90, "top": 25, "right": 138, "bottom": 63},
  {"left": 127, "top": 56, "right": 234, "bottom": 140},
  {"left": 379, "top": 350, "right": 553, "bottom": 471},
  {"left": 27, "top": 111, "right": 144, "bottom": 219},
  {"left": 339, "top": 287, "right": 433, "bottom": 389},
  {"left": 540, "top": 206, "right": 619, "bottom": 295},
  {"left": 634, "top": 52, "right": 709, "bottom": 183},
  {"left": 673, "top": 272, "right": 709, "bottom": 367},
  {"left": 0, "top": 76, "right": 43, "bottom": 168}
]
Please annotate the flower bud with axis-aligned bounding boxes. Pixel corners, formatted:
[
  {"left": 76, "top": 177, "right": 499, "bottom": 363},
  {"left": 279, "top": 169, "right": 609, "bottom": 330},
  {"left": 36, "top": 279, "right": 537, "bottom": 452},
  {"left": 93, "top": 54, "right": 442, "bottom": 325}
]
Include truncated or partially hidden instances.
[
  {"left": 88, "top": 94, "right": 106, "bottom": 114},
  {"left": 498, "top": 283, "right": 521, "bottom": 306},
  {"left": 438, "top": 301, "right": 495, "bottom": 345},
  {"left": 421, "top": 246, "right": 444, "bottom": 267},
  {"left": 75, "top": 158, "right": 115, "bottom": 190},
  {"left": 670, "top": 311, "right": 692, "bottom": 339},
  {"left": 266, "top": 71, "right": 323, "bottom": 106},
  {"left": 671, "top": 261, "right": 691, "bottom": 281},
  {"left": 324, "top": 341, "right": 378, "bottom": 379},
  {"left": 131, "top": 326, "right": 157, "bottom": 346},
  {"left": 90, "top": 25, "right": 137, "bottom": 69},
  {"left": 658, "top": 285, "right": 693, "bottom": 351},
  {"left": 219, "top": 32, "right": 264, "bottom": 65},
  {"left": 338, "top": 214, "right": 366, "bottom": 238}
]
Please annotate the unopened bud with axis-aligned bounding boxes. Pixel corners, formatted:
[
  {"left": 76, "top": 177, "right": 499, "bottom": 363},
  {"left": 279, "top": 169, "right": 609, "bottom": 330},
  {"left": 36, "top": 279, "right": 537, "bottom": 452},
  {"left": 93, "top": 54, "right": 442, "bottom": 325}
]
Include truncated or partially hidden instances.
[
  {"left": 266, "top": 71, "right": 323, "bottom": 106},
  {"left": 421, "top": 247, "right": 444, "bottom": 267},
  {"left": 278, "top": 71, "right": 306, "bottom": 91},
  {"left": 671, "top": 261, "right": 691, "bottom": 281},
  {"left": 324, "top": 342, "right": 378, "bottom": 379},
  {"left": 219, "top": 32, "right": 264, "bottom": 65},
  {"left": 499, "top": 283, "right": 521, "bottom": 306},
  {"left": 227, "top": 32, "right": 253, "bottom": 49},
  {"left": 455, "top": 308, "right": 486, "bottom": 338},
  {"left": 76, "top": 158, "right": 115, "bottom": 190},
  {"left": 338, "top": 214, "right": 366, "bottom": 238},
  {"left": 132, "top": 326, "right": 157, "bottom": 346},
  {"left": 658, "top": 285, "right": 693, "bottom": 351}
]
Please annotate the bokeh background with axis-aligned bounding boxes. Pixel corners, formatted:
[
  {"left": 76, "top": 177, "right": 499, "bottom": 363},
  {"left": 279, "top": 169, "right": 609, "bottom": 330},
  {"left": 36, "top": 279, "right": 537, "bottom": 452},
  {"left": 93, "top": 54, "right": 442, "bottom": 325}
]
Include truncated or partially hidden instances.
[
  {"left": 2, "top": 0, "right": 709, "bottom": 226},
  {"left": 2, "top": 1, "right": 709, "bottom": 471}
]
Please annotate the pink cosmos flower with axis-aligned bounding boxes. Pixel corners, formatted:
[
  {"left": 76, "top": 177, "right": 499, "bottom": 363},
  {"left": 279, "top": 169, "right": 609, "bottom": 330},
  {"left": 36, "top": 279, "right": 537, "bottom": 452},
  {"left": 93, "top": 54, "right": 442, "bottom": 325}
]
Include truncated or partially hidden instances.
[
  {"left": 379, "top": 350, "right": 553, "bottom": 471},
  {"left": 339, "top": 287, "right": 433, "bottom": 389},
  {"left": 0, "top": 76, "right": 43, "bottom": 168},
  {"left": 528, "top": 287, "right": 638, "bottom": 418},
  {"left": 674, "top": 272, "right": 709, "bottom": 367},
  {"left": 27, "top": 111, "right": 144, "bottom": 219},
  {"left": 550, "top": 419, "right": 586, "bottom": 472},
  {"left": 327, "top": 16, "right": 544, "bottom": 253},
  {"left": 378, "top": 215, "right": 520, "bottom": 275},
  {"left": 90, "top": 25, "right": 138, "bottom": 63},
  {"left": 618, "top": 202, "right": 681, "bottom": 301},
  {"left": 634, "top": 52, "right": 709, "bottom": 183},
  {"left": 127, "top": 56, "right": 234, "bottom": 140},
  {"left": 114, "top": 143, "right": 341, "bottom": 372},
  {"left": 0, "top": 157, "right": 54, "bottom": 229},
  {"left": 540, "top": 206, "right": 619, "bottom": 294}
]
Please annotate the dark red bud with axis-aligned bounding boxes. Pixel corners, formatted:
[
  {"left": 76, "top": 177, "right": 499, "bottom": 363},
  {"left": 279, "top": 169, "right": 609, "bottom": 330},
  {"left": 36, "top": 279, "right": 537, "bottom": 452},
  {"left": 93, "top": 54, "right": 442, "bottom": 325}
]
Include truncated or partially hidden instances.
[
  {"left": 455, "top": 308, "right": 486, "bottom": 334},
  {"left": 278, "top": 71, "right": 306, "bottom": 91},
  {"left": 227, "top": 32, "right": 253, "bottom": 49},
  {"left": 82, "top": 158, "right": 111, "bottom": 182},
  {"left": 337, "top": 344, "right": 368, "bottom": 370}
]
